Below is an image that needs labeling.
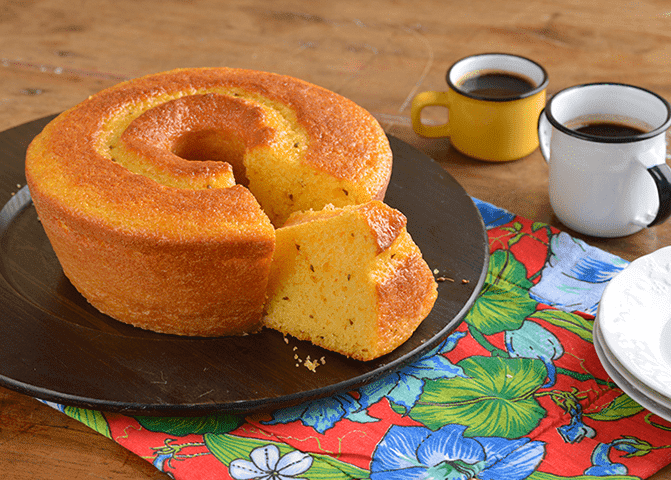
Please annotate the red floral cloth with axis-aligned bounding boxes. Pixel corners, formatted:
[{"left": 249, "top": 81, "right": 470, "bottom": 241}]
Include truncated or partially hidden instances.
[{"left": 45, "top": 200, "right": 671, "bottom": 480}]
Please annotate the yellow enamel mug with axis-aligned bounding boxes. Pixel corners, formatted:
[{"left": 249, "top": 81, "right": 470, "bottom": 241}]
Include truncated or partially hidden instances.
[{"left": 411, "top": 53, "right": 548, "bottom": 162}]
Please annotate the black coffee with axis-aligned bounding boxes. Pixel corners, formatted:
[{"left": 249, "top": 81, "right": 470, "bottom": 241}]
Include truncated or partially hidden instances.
[
  {"left": 573, "top": 121, "right": 648, "bottom": 137},
  {"left": 458, "top": 71, "right": 536, "bottom": 99}
]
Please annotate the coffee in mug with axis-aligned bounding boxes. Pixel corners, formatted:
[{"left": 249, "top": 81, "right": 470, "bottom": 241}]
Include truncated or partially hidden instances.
[
  {"left": 538, "top": 83, "right": 671, "bottom": 238},
  {"left": 456, "top": 70, "right": 537, "bottom": 99},
  {"left": 411, "top": 53, "right": 548, "bottom": 162},
  {"left": 564, "top": 115, "right": 651, "bottom": 137}
]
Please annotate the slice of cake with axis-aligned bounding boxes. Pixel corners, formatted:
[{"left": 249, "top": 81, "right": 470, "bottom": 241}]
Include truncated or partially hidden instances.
[{"left": 263, "top": 201, "right": 438, "bottom": 361}]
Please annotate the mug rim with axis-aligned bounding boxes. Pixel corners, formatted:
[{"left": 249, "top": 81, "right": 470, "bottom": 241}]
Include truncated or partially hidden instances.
[
  {"left": 446, "top": 53, "right": 549, "bottom": 102},
  {"left": 544, "top": 82, "right": 671, "bottom": 143}
]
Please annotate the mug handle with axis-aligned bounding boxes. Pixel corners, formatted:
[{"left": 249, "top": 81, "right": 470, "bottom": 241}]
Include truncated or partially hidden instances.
[
  {"left": 537, "top": 108, "right": 551, "bottom": 162},
  {"left": 647, "top": 164, "right": 671, "bottom": 227},
  {"left": 411, "top": 91, "right": 451, "bottom": 138}
]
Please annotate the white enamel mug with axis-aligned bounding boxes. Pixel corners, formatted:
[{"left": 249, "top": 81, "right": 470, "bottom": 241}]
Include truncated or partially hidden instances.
[{"left": 538, "top": 83, "right": 671, "bottom": 237}]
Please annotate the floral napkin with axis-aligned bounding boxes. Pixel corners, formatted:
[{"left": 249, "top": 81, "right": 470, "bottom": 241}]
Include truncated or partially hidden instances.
[{"left": 42, "top": 198, "right": 671, "bottom": 480}]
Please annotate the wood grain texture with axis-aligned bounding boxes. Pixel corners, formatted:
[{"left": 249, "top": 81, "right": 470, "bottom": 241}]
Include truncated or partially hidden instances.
[{"left": 1, "top": 0, "right": 671, "bottom": 477}]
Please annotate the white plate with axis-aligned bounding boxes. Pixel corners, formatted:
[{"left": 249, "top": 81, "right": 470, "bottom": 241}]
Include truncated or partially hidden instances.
[
  {"left": 598, "top": 246, "right": 671, "bottom": 398},
  {"left": 593, "top": 318, "right": 671, "bottom": 422},
  {"left": 594, "top": 317, "right": 671, "bottom": 406}
]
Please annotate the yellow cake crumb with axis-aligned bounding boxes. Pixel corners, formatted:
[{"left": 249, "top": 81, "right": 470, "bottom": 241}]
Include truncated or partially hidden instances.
[{"left": 263, "top": 201, "right": 437, "bottom": 361}]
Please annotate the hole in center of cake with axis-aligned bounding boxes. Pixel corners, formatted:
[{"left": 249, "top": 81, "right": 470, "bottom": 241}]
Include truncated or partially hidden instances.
[{"left": 172, "top": 129, "right": 249, "bottom": 186}]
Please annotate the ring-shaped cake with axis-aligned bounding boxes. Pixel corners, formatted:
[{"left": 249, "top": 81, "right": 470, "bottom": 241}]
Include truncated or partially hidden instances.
[{"left": 25, "top": 68, "right": 393, "bottom": 337}]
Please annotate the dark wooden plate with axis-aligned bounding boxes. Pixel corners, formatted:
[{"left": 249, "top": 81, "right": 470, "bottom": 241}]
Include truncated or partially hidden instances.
[{"left": 0, "top": 116, "right": 488, "bottom": 415}]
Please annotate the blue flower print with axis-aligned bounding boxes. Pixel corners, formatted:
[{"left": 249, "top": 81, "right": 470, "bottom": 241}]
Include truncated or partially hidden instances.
[
  {"left": 584, "top": 442, "right": 627, "bottom": 476},
  {"left": 584, "top": 437, "right": 653, "bottom": 476},
  {"left": 473, "top": 198, "right": 516, "bottom": 229},
  {"left": 359, "top": 331, "right": 467, "bottom": 414},
  {"left": 229, "top": 444, "right": 312, "bottom": 480},
  {"left": 37, "top": 399, "right": 66, "bottom": 413},
  {"left": 557, "top": 402, "right": 596, "bottom": 444},
  {"left": 528, "top": 232, "right": 627, "bottom": 315},
  {"left": 370, "top": 424, "right": 544, "bottom": 480},
  {"left": 505, "top": 320, "right": 563, "bottom": 387},
  {"left": 262, "top": 332, "right": 467, "bottom": 433},
  {"left": 153, "top": 451, "right": 175, "bottom": 474},
  {"left": 261, "top": 392, "right": 375, "bottom": 434}
]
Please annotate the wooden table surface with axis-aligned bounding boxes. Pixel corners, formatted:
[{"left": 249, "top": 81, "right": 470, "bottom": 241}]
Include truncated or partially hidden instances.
[{"left": 2, "top": 0, "right": 671, "bottom": 478}]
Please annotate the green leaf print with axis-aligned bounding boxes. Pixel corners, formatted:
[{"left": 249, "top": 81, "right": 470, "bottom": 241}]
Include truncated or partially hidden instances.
[
  {"left": 466, "top": 250, "right": 538, "bottom": 335},
  {"left": 204, "top": 434, "right": 370, "bottom": 479},
  {"left": 529, "top": 308, "right": 594, "bottom": 343},
  {"left": 135, "top": 413, "right": 244, "bottom": 436},
  {"left": 531, "top": 222, "right": 548, "bottom": 232},
  {"left": 508, "top": 232, "right": 526, "bottom": 247},
  {"left": 584, "top": 394, "right": 645, "bottom": 421},
  {"left": 63, "top": 406, "right": 111, "bottom": 439},
  {"left": 408, "top": 356, "right": 547, "bottom": 437}
]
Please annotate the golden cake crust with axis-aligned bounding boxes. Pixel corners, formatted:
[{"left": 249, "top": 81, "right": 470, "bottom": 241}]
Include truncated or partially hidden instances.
[
  {"left": 27, "top": 67, "right": 392, "bottom": 231},
  {"left": 25, "top": 67, "right": 393, "bottom": 336},
  {"left": 264, "top": 201, "right": 438, "bottom": 361}
]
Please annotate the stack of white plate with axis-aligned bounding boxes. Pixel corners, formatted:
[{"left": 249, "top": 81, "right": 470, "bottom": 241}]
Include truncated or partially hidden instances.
[{"left": 594, "top": 246, "right": 671, "bottom": 422}]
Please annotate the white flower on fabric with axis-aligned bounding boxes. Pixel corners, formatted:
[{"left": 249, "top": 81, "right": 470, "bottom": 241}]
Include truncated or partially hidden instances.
[{"left": 229, "top": 444, "right": 313, "bottom": 480}]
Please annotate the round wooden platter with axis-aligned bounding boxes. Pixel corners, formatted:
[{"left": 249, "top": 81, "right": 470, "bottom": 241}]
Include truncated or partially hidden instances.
[{"left": 0, "top": 116, "right": 489, "bottom": 416}]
